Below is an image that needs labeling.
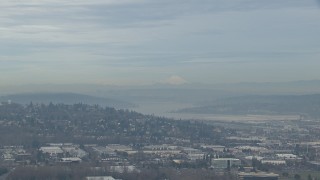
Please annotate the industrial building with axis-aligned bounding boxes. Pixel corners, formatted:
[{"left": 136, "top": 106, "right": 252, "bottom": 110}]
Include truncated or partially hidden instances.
[
  {"left": 211, "top": 158, "right": 241, "bottom": 169},
  {"left": 238, "top": 172, "right": 279, "bottom": 180}
]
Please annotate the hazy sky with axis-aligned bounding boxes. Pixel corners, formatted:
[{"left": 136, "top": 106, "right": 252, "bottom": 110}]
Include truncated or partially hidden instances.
[{"left": 1, "top": 0, "right": 320, "bottom": 86}]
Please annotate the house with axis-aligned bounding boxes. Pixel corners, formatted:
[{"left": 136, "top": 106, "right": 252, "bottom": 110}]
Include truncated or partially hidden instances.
[{"left": 211, "top": 158, "right": 241, "bottom": 169}]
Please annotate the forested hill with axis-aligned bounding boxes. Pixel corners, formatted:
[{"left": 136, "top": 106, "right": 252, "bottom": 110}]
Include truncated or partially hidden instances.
[
  {"left": 0, "top": 103, "right": 221, "bottom": 146},
  {"left": 0, "top": 93, "right": 134, "bottom": 109},
  {"left": 178, "top": 94, "right": 320, "bottom": 119}
]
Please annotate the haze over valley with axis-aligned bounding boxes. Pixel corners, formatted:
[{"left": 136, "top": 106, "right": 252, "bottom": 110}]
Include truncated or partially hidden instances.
[{"left": 2, "top": 80, "right": 320, "bottom": 121}]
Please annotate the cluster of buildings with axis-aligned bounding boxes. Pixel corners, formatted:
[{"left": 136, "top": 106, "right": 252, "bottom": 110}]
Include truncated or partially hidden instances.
[
  {"left": 39, "top": 143, "right": 86, "bottom": 163},
  {"left": 0, "top": 146, "right": 31, "bottom": 166}
]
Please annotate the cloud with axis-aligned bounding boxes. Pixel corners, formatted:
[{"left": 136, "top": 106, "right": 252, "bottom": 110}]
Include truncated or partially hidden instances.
[
  {"left": 0, "top": 0, "right": 144, "bottom": 6},
  {"left": 162, "top": 75, "right": 188, "bottom": 85},
  {"left": 0, "top": 0, "right": 319, "bottom": 85}
]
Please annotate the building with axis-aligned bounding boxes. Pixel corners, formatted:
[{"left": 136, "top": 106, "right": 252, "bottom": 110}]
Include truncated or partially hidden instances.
[
  {"left": 39, "top": 147, "right": 63, "bottom": 156},
  {"left": 261, "top": 160, "right": 286, "bottom": 165},
  {"left": 201, "top": 145, "right": 225, "bottom": 152},
  {"left": 276, "top": 154, "right": 297, "bottom": 160},
  {"left": 245, "top": 156, "right": 264, "bottom": 161},
  {"left": 106, "top": 144, "right": 132, "bottom": 152},
  {"left": 187, "top": 153, "right": 205, "bottom": 161},
  {"left": 211, "top": 158, "right": 241, "bottom": 169},
  {"left": 86, "top": 176, "right": 119, "bottom": 180},
  {"left": 61, "top": 157, "right": 82, "bottom": 163},
  {"left": 238, "top": 172, "right": 279, "bottom": 180}
]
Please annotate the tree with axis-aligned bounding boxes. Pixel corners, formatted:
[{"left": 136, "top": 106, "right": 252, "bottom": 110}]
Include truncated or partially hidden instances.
[
  {"left": 294, "top": 174, "right": 301, "bottom": 180},
  {"left": 282, "top": 172, "right": 289, "bottom": 177}
]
